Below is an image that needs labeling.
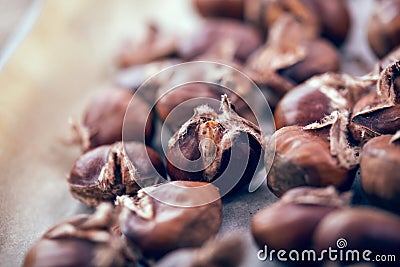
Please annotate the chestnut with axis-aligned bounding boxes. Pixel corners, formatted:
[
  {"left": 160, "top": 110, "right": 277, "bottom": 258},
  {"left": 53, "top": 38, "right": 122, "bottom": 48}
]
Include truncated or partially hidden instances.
[
  {"left": 72, "top": 88, "right": 153, "bottom": 151},
  {"left": 156, "top": 82, "right": 256, "bottom": 132},
  {"left": 368, "top": 0, "right": 400, "bottom": 58},
  {"left": 68, "top": 142, "right": 166, "bottom": 207},
  {"left": 155, "top": 234, "right": 245, "bottom": 267},
  {"left": 166, "top": 95, "right": 262, "bottom": 194},
  {"left": 118, "top": 181, "right": 223, "bottom": 258},
  {"left": 252, "top": 187, "right": 350, "bottom": 250},
  {"left": 350, "top": 93, "right": 400, "bottom": 144},
  {"left": 244, "top": 0, "right": 350, "bottom": 46},
  {"left": 116, "top": 23, "right": 177, "bottom": 68},
  {"left": 360, "top": 132, "right": 400, "bottom": 211},
  {"left": 194, "top": 0, "right": 244, "bottom": 19},
  {"left": 313, "top": 207, "right": 400, "bottom": 260},
  {"left": 23, "top": 204, "right": 137, "bottom": 267},
  {"left": 274, "top": 73, "right": 377, "bottom": 130},
  {"left": 245, "top": 15, "right": 340, "bottom": 97},
  {"left": 266, "top": 114, "right": 358, "bottom": 197},
  {"left": 350, "top": 61, "right": 400, "bottom": 144},
  {"left": 177, "top": 19, "right": 262, "bottom": 62},
  {"left": 303, "top": 0, "right": 350, "bottom": 46}
]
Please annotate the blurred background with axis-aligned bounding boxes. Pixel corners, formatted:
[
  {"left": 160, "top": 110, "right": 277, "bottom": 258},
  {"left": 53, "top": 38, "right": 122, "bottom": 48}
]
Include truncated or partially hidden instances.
[{"left": 0, "top": 0, "right": 377, "bottom": 266}]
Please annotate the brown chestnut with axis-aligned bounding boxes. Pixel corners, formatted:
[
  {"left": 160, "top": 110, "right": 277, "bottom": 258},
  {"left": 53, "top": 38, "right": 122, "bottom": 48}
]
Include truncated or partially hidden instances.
[
  {"left": 194, "top": 0, "right": 244, "bottom": 19},
  {"left": 177, "top": 19, "right": 262, "bottom": 62},
  {"left": 314, "top": 207, "right": 400, "bottom": 260},
  {"left": 368, "top": 0, "right": 400, "bottom": 58},
  {"left": 23, "top": 204, "right": 137, "bottom": 267},
  {"left": 244, "top": 0, "right": 350, "bottom": 46},
  {"left": 252, "top": 186, "right": 350, "bottom": 250},
  {"left": 245, "top": 15, "right": 340, "bottom": 97},
  {"left": 155, "top": 234, "right": 245, "bottom": 267},
  {"left": 360, "top": 132, "right": 400, "bottom": 211},
  {"left": 116, "top": 23, "right": 177, "bottom": 68},
  {"left": 166, "top": 95, "right": 262, "bottom": 194},
  {"left": 303, "top": 0, "right": 350, "bottom": 46},
  {"left": 68, "top": 142, "right": 166, "bottom": 207},
  {"left": 350, "top": 61, "right": 400, "bottom": 144},
  {"left": 156, "top": 82, "right": 257, "bottom": 132},
  {"left": 274, "top": 73, "right": 377, "bottom": 130},
  {"left": 71, "top": 88, "right": 153, "bottom": 151},
  {"left": 266, "top": 113, "right": 359, "bottom": 197},
  {"left": 118, "top": 181, "right": 223, "bottom": 258}
]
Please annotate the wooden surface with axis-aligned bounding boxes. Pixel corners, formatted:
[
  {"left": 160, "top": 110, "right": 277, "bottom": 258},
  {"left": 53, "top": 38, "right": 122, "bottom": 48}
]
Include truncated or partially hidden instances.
[{"left": 0, "top": 0, "right": 377, "bottom": 266}]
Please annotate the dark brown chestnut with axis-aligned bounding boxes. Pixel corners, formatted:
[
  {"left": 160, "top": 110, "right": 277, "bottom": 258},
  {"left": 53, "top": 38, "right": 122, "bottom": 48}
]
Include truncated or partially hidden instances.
[
  {"left": 194, "top": 0, "right": 244, "bottom": 19},
  {"left": 116, "top": 23, "right": 177, "bottom": 68},
  {"left": 68, "top": 142, "right": 166, "bottom": 207},
  {"left": 266, "top": 113, "right": 359, "bottom": 197},
  {"left": 350, "top": 61, "right": 400, "bottom": 144},
  {"left": 314, "top": 207, "right": 400, "bottom": 260},
  {"left": 245, "top": 15, "right": 340, "bottom": 97},
  {"left": 156, "top": 82, "right": 257, "bottom": 131},
  {"left": 155, "top": 234, "right": 245, "bottom": 267},
  {"left": 244, "top": 0, "right": 350, "bottom": 46},
  {"left": 177, "top": 19, "right": 262, "bottom": 62},
  {"left": 303, "top": 0, "right": 350, "bottom": 46},
  {"left": 118, "top": 181, "right": 223, "bottom": 258},
  {"left": 23, "top": 204, "right": 137, "bottom": 267},
  {"left": 166, "top": 95, "right": 262, "bottom": 194},
  {"left": 252, "top": 187, "right": 350, "bottom": 250},
  {"left": 274, "top": 73, "right": 377, "bottom": 130},
  {"left": 360, "top": 132, "right": 400, "bottom": 211},
  {"left": 71, "top": 88, "right": 153, "bottom": 151},
  {"left": 368, "top": 0, "right": 400, "bottom": 58}
]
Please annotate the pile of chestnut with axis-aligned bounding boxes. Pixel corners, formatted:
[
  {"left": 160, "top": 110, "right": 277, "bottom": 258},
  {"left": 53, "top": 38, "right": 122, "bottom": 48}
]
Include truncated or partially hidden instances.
[{"left": 24, "top": 0, "right": 400, "bottom": 266}]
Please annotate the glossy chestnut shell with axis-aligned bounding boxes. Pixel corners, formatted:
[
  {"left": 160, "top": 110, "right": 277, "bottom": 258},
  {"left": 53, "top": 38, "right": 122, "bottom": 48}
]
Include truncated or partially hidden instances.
[{"left": 118, "top": 181, "right": 223, "bottom": 258}]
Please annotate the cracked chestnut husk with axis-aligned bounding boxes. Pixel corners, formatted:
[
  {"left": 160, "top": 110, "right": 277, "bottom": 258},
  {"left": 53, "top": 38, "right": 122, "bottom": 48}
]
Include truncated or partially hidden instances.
[
  {"left": 116, "top": 23, "right": 177, "bottom": 68},
  {"left": 244, "top": 0, "right": 350, "bottom": 46},
  {"left": 245, "top": 15, "right": 340, "bottom": 98},
  {"left": 274, "top": 73, "right": 378, "bottom": 129},
  {"left": 156, "top": 82, "right": 257, "bottom": 132},
  {"left": 155, "top": 234, "right": 245, "bottom": 267},
  {"left": 350, "top": 61, "right": 400, "bottom": 144},
  {"left": 115, "top": 59, "right": 181, "bottom": 103},
  {"left": 252, "top": 187, "right": 351, "bottom": 251},
  {"left": 68, "top": 141, "right": 166, "bottom": 207},
  {"left": 23, "top": 204, "right": 137, "bottom": 267},
  {"left": 166, "top": 95, "right": 262, "bottom": 194},
  {"left": 368, "top": 0, "right": 400, "bottom": 58},
  {"left": 266, "top": 112, "right": 359, "bottom": 197},
  {"left": 314, "top": 207, "right": 400, "bottom": 261},
  {"left": 360, "top": 132, "right": 400, "bottom": 211},
  {"left": 71, "top": 88, "right": 153, "bottom": 152},
  {"left": 194, "top": 0, "right": 244, "bottom": 19},
  {"left": 117, "top": 181, "right": 223, "bottom": 258},
  {"left": 177, "top": 19, "right": 262, "bottom": 62}
]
